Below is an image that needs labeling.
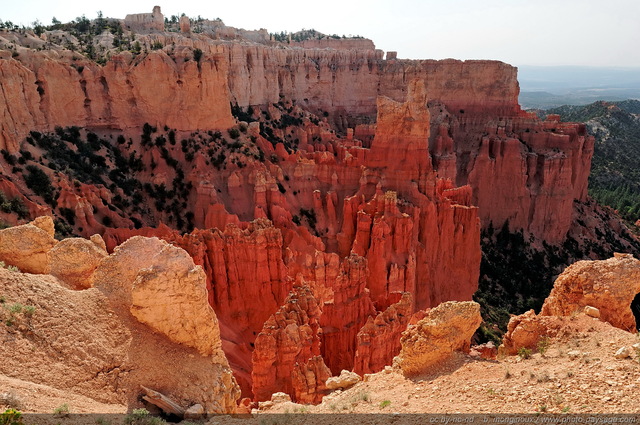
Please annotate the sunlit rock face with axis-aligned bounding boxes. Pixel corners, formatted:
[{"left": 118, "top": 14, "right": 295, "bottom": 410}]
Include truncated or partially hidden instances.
[{"left": 0, "top": 24, "right": 595, "bottom": 403}]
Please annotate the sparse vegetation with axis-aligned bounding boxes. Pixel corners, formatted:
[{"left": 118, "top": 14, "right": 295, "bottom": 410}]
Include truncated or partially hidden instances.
[
  {"left": 0, "top": 262, "right": 19, "bottom": 273},
  {"left": 53, "top": 403, "right": 70, "bottom": 418},
  {"left": 0, "top": 191, "right": 28, "bottom": 219},
  {"left": 353, "top": 390, "right": 370, "bottom": 403},
  {"left": 504, "top": 367, "right": 512, "bottom": 379},
  {"left": 124, "top": 408, "right": 166, "bottom": 425},
  {"left": 537, "top": 336, "right": 550, "bottom": 355},
  {"left": 299, "top": 208, "right": 317, "bottom": 233},
  {"left": 291, "top": 406, "right": 309, "bottom": 413},
  {"left": 518, "top": 347, "right": 532, "bottom": 360},
  {"left": 54, "top": 219, "right": 75, "bottom": 239},
  {"left": 270, "top": 28, "right": 365, "bottom": 43},
  {"left": 379, "top": 400, "right": 391, "bottom": 409},
  {"left": 193, "top": 48, "right": 203, "bottom": 63},
  {"left": 536, "top": 370, "right": 551, "bottom": 383},
  {"left": 0, "top": 409, "right": 24, "bottom": 425},
  {"left": 95, "top": 417, "right": 111, "bottom": 425},
  {"left": 1, "top": 296, "right": 36, "bottom": 328},
  {"left": 228, "top": 128, "right": 241, "bottom": 140},
  {"left": 24, "top": 165, "right": 55, "bottom": 205},
  {"left": 8, "top": 304, "right": 23, "bottom": 314}
]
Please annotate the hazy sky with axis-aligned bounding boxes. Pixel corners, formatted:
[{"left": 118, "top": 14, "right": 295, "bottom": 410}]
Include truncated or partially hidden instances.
[{"left": 2, "top": 0, "right": 639, "bottom": 67}]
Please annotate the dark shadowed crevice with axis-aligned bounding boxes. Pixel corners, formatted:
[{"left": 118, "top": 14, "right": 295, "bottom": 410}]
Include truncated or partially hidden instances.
[{"left": 631, "top": 292, "right": 640, "bottom": 331}]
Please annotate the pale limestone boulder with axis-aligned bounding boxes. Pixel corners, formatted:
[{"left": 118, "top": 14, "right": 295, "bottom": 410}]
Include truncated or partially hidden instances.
[
  {"left": 615, "top": 346, "right": 631, "bottom": 359},
  {"left": 258, "top": 401, "right": 273, "bottom": 411},
  {"left": 90, "top": 234, "right": 107, "bottom": 252},
  {"left": 567, "top": 350, "right": 582, "bottom": 360},
  {"left": 270, "top": 392, "right": 291, "bottom": 403},
  {"left": 393, "top": 301, "right": 482, "bottom": 376},
  {"left": 183, "top": 404, "right": 204, "bottom": 419},
  {"left": 500, "top": 309, "right": 550, "bottom": 355},
  {"left": 0, "top": 216, "right": 56, "bottom": 273},
  {"left": 584, "top": 306, "right": 601, "bottom": 319},
  {"left": 31, "top": 215, "right": 55, "bottom": 236},
  {"left": 93, "top": 236, "right": 239, "bottom": 413},
  {"left": 325, "top": 370, "right": 361, "bottom": 390},
  {"left": 94, "top": 236, "right": 225, "bottom": 360},
  {"left": 49, "top": 237, "right": 107, "bottom": 289}
]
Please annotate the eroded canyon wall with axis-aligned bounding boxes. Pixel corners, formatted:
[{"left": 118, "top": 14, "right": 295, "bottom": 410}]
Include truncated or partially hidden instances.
[
  {"left": 0, "top": 44, "right": 233, "bottom": 153},
  {"left": 0, "top": 32, "right": 591, "bottom": 242},
  {"left": 98, "top": 84, "right": 481, "bottom": 400},
  {"left": 0, "top": 27, "right": 595, "bottom": 402},
  {"left": 222, "top": 43, "right": 591, "bottom": 243}
]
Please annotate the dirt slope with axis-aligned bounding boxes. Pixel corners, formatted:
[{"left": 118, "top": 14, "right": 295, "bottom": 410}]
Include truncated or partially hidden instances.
[{"left": 258, "top": 314, "right": 640, "bottom": 415}]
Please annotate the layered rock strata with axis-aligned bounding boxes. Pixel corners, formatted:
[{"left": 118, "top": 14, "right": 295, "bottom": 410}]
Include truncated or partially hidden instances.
[
  {"left": 0, "top": 20, "right": 598, "bottom": 403},
  {"left": 98, "top": 85, "right": 481, "bottom": 400},
  {"left": 0, "top": 31, "right": 592, "bottom": 243}
]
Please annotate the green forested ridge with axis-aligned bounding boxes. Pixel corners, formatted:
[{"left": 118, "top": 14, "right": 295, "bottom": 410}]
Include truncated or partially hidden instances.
[
  {"left": 475, "top": 203, "right": 640, "bottom": 344},
  {"left": 547, "top": 100, "right": 640, "bottom": 223}
]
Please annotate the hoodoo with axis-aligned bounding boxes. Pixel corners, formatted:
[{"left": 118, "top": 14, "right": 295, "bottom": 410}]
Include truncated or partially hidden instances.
[{"left": 0, "top": 7, "right": 629, "bottom": 409}]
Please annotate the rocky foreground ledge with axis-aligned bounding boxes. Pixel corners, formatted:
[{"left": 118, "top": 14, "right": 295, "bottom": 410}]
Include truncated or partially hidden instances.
[{"left": 0, "top": 217, "right": 239, "bottom": 414}]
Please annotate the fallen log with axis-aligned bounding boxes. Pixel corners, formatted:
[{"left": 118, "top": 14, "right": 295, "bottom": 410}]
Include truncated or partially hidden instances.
[{"left": 140, "top": 386, "right": 185, "bottom": 417}]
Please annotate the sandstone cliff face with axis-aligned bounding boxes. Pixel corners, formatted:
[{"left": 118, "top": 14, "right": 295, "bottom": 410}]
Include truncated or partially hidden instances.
[
  {"left": 0, "top": 44, "right": 233, "bottom": 153},
  {"left": 0, "top": 58, "right": 43, "bottom": 153},
  {"left": 1, "top": 30, "right": 591, "bottom": 244},
  {"left": 225, "top": 44, "right": 382, "bottom": 127},
  {"left": 225, "top": 47, "right": 521, "bottom": 127},
  {"left": 124, "top": 6, "right": 164, "bottom": 32},
  {"left": 379, "top": 59, "right": 520, "bottom": 117},
  {"left": 224, "top": 43, "right": 593, "bottom": 243}
]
